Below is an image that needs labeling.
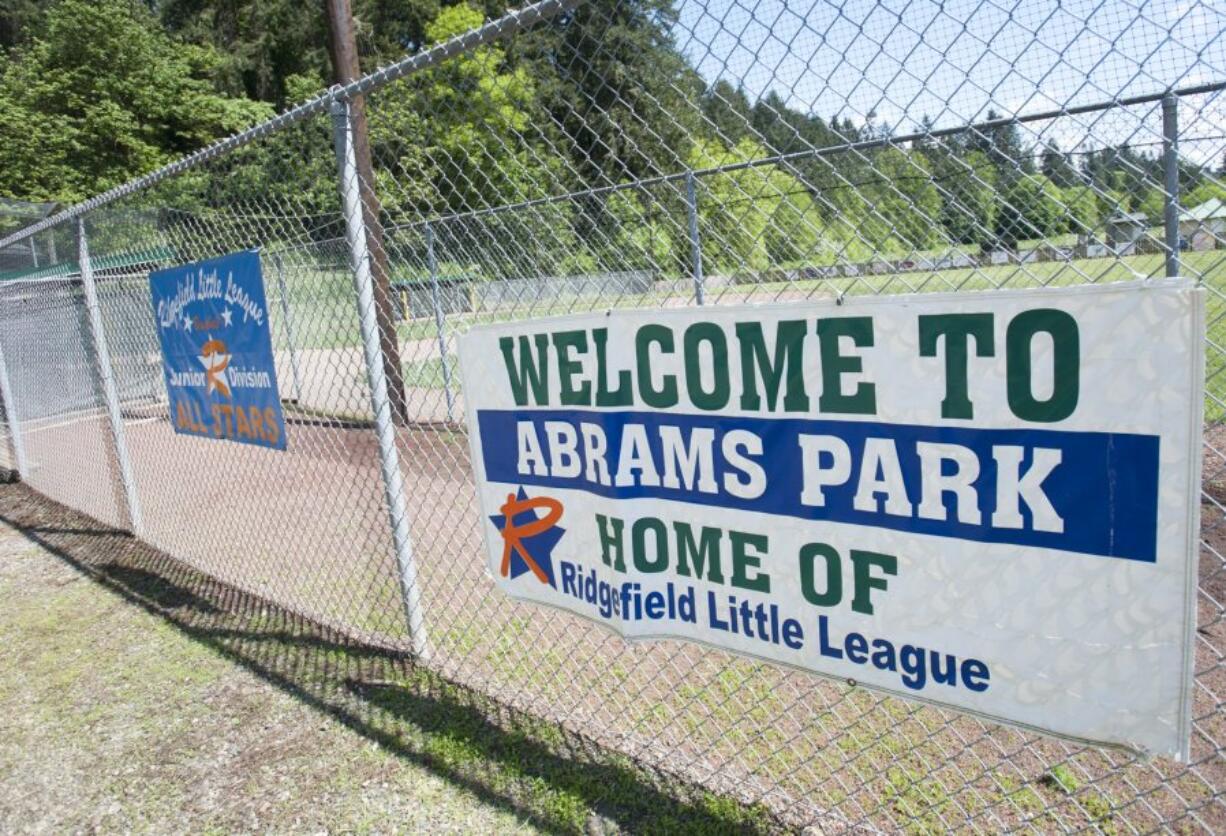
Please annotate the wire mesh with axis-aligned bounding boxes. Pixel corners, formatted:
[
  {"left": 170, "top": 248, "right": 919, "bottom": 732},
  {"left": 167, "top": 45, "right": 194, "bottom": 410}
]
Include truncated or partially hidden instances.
[
  {"left": 77, "top": 111, "right": 412, "bottom": 645},
  {"left": 0, "top": 0, "right": 1224, "bottom": 830},
  {"left": 0, "top": 344, "right": 16, "bottom": 478},
  {"left": 0, "top": 274, "right": 126, "bottom": 528}
]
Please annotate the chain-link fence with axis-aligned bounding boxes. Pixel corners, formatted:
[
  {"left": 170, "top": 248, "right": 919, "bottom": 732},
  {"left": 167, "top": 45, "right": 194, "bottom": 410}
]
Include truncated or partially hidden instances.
[{"left": 1, "top": 0, "right": 1225, "bottom": 829}]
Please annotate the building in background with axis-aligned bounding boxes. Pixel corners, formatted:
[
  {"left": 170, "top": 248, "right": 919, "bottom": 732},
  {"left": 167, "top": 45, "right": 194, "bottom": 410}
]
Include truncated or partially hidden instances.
[
  {"left": 1180, "top": 198, "right": 1226, "bottom": 250},
  {"left": 1104, "top": 210, "right": 1149, "bottom": 255}
]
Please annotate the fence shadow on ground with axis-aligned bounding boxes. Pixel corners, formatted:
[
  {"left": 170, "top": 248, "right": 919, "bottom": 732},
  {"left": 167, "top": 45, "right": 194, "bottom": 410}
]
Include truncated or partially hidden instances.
[{"left": 0, "top": 482, "right": 778, "bottom": 835}]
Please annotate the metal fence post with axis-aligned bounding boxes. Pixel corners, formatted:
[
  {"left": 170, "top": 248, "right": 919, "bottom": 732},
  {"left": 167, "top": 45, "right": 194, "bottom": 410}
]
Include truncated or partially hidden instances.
[
  {"left": 685, "top": 169, "right": 705, "bottom": 305},
  {"left": 425, "top": 222, "right": 456, "bottom": 423},
  {"left": 79, "top": 218, "right": 144, "bottom": 536},
  {"left": 1163, "top": 93, "right": 1181, "bottom": 278},
  {"left": 273, "top": 253, "right": 305, "bottom": 403},
  {"left": 332, "top": 98, "right": 430, "bottom": 659},
  {"left": 0, "top": 337, "right": 28, "bottom": 480}
]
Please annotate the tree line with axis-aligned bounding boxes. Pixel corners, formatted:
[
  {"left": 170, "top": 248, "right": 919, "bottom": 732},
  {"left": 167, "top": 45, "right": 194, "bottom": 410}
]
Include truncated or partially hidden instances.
[{"left": 2, "top": 0, "right": 1224, "bottom": 276}]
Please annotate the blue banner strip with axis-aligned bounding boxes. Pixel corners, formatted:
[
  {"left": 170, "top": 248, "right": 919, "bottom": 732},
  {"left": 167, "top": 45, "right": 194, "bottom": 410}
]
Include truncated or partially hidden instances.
[{"left": 476, "top": 409, "right": 1160, "bottom": 563}]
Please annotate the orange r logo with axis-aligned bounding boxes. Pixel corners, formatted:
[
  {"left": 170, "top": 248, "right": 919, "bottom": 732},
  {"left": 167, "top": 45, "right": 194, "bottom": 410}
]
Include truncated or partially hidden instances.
[{"left": 494, "top": 489, "right": 564, "bottom": 586}]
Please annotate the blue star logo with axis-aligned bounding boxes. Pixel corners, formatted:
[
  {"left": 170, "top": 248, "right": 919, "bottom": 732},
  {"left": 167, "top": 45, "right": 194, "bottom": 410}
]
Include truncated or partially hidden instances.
[{"left": 490, "top": 487, "right": 566, "bottom": 587}]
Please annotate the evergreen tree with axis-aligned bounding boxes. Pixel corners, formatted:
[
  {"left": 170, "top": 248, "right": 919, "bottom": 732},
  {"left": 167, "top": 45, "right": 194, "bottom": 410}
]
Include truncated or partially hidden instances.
[
  {"left": 972, "top": 110, "right": 1029, "bottom": 186},
  {"left": 0, "top": 0, "right": 52, "bottom": 51},
  {"left": 701, "top": 80, "right": 754, "bottom": 146},
  {"left": 517, "top": 0, "right": 703, "bottom": 186},
  {"left": 157, "top": 0, "right": 466, "bottom": 108},
  {"left": 158, "top": 0, "right": 332, "bottom": 108},
  {"left": 929, "top": 142, "right": 998, "bottom": 249},
  {"left": 1040, "top": 141, "right": 1078, "bottom": 188},
  {"left": 0, "top": 0, "right": 270, "bottom": 203},
  {"left": 996, "top": 174, "right": 1065, "bottom": 247}
]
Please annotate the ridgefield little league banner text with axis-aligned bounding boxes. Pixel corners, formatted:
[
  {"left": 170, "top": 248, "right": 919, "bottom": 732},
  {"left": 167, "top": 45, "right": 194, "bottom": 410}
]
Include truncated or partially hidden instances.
[{"left": 459, "top": 280, "right": 1204, "bottom": 759}]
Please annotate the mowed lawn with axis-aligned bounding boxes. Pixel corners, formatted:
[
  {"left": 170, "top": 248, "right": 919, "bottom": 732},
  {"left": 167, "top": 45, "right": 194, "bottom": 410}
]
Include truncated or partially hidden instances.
[
  {"left": 274, "top": 249, "right": 1226, "bottom": 412},
  {"left": 0, "top": 509, "right": 542, "bottom": 833},
  {"left": 0, "top": 485, "right": 778, "bottom": 834}
]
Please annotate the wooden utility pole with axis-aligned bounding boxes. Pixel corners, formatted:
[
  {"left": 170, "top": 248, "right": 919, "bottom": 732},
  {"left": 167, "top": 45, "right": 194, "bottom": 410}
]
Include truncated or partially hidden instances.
[{"left": 325, "top": 0, "right": 409, "bottom": 425}]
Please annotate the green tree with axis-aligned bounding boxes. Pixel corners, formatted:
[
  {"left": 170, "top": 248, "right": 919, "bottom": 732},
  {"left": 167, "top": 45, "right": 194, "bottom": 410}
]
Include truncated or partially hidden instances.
[
  {"left": 0, "top": 0, "right": 270, "bottom": 203},
  {"left": 1184, "top": 179, "right": 1226, "bottom": 209},
  {"left": 0, "top": 0, "right": 52, "bottom": 51},
  {"left": 1062, "top": 184, "right": 1101, "bottom": 235},
  {"left": 1086, "top": 183, "right": 1124, "bottom": 218},
  {"left": 369, "top": 4, "right": 580, "bottom": 275},
  {"left": 602, "top": 188, "right": 676, "bottom": 271},
  {"left": 519, "top": 0, "right": 704, "bottom": 186},
  {"left": 972, "top": 111, "right": 1031, "bottom": 187},
  {"left": 750, "top": 92, "right": 851, "bottom": 219},
  {"left": 158, "top": 0, "right": 333, "bottom": 108},
  {"left": 1040, "top": 141, "right": 1078, "bottom": 188},
  {"left": 1079, "top": 145, "right": 1162, "bottom": 212},
  {"left": 764, "top": 188, "right": 824, "bottom": 266},
  {"left": 931, "top": 147, "right": 997, "bottom": 249},
  {"left": 701, "top": 80, "right": 754, "bottom": 147},
  {"left": 996, "top": 174, "right": 1065, "bottom": 247},
  {"left": 862, "top": 146, "right": 943, "bottom": 251},
  {"left": 1133, "top": 187, "right": 1166, "bottom": 226},
  {"left": 689, "top": 138, "right": 826, "bottom": 274},
  {"left": 158, "top": 0, "right": 491, "bottom": 108}
]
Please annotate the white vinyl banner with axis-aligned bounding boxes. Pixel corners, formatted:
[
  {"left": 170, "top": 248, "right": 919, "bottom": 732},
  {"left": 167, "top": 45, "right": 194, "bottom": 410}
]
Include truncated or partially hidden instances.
[{"left": 458, "top": 280, "right": 1204, "bottom": 759}]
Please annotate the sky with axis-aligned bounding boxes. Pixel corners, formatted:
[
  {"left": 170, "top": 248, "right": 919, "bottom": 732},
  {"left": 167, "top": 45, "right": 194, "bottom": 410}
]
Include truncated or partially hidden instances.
[{"left": 672, "top": 0, "right": 1226, "bottom": 163}]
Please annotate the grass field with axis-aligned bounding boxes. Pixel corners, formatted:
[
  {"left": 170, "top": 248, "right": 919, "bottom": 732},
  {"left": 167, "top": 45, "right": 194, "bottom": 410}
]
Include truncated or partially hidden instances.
[
  {"left": 0, "top": 484, "right": 778, "bottom": 833},
  {"left": 271, "top": 249, "right": 1226, "bottom": 417},
  {"left": 277, "top": 250, "right": 1226, "bottom": 339},
  {"left": 0, "top": 508, "right": 538, "bottom": 833}
]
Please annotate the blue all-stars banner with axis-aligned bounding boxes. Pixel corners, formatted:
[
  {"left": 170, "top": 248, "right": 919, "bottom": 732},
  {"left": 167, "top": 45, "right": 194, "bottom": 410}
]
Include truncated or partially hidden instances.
[{"left": 149, "top": 250, "right": 287, "bottom": 450}]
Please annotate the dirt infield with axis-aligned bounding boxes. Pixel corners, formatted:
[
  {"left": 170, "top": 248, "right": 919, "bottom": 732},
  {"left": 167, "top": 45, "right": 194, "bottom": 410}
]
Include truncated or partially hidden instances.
[
  {"left": 10, "top": 404, "right": 1225, "bottom": 831},
  {"left": 276, "top": 337, "right": 460, "bottom": 422}
]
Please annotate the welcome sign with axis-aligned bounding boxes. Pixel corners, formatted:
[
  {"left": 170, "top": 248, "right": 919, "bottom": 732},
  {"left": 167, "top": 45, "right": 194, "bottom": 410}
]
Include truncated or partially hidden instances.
[
  {"left": 458, "top": 280, "right": 1204, "bottom": 758},
  {"left": 150, "top": 250, "right": 287, "bottom": 450}
]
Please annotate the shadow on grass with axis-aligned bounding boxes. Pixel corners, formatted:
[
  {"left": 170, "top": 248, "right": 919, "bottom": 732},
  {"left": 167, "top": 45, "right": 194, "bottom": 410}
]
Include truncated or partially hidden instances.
[{"left": 0, "top": 484, "right": 780, "bottom": 835}]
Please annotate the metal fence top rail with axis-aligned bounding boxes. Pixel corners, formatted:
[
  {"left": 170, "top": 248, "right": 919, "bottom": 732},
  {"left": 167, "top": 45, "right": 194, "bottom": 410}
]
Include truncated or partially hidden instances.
[{"left": 0, "top": 0, "right": 582, "bottom": 253}]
